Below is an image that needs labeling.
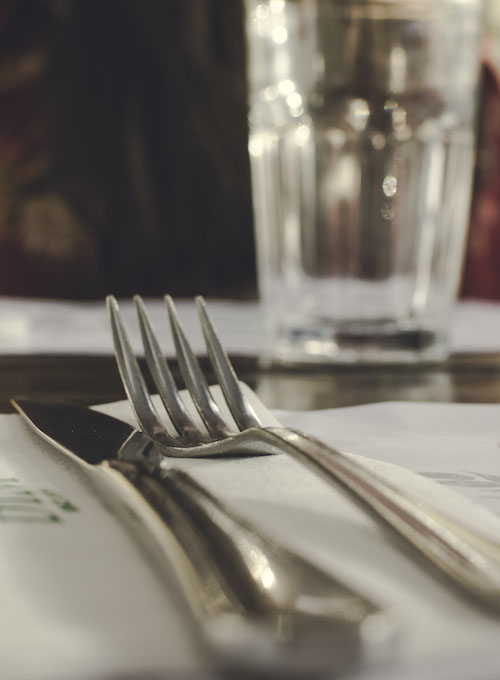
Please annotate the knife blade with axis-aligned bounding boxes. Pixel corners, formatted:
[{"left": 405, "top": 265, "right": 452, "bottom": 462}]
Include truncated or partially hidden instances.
[
  {"left": 12, "top": 398, "right": 151, "bottom": 464},
  {"left": 11, "top": 397, "right": 392, "bottom": 677}
]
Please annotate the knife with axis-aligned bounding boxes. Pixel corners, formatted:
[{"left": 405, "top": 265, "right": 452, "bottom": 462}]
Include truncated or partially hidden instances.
[{"left": 11, "top": 397, "right": 392, "bottom": 678}]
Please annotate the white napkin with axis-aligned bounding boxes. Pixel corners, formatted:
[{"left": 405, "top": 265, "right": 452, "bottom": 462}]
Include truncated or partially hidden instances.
[{"left": 1, "top": 400, "right": 500, "bottom": 679}]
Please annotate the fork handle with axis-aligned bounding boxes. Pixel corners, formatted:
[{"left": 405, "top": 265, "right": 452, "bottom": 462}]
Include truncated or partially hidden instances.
[{"left": 263, "top": 426, "right": 500, "bottom": 609}]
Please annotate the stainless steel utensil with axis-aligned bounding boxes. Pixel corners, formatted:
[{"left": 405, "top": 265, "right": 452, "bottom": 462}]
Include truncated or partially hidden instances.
[
  {"left": 13, "top": 398, "right": 388, "bottom": 678},
  {"left": 106, "top": 293, "right": 500, "bottom": 611}
]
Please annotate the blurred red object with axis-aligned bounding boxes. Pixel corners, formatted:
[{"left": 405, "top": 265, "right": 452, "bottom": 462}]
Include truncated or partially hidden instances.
[{"left": 461, "top": 60, "right": 500, "bottom": 299}]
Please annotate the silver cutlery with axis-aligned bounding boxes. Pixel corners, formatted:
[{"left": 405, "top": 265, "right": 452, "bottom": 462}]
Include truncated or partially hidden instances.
[
  {"left": 107, "top": 293, "right": 500, "bottom": 611},
  {"left": 12, "top": 398, "right": 388, "bottom": 678}
]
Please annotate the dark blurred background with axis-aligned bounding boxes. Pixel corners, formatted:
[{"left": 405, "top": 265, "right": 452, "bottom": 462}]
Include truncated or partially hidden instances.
[
  {"left": 0, "top": 0, "right": 256, "bottom": 299},
  {"left": 0, "top": 0, "right": 499, "bottom": 301}
]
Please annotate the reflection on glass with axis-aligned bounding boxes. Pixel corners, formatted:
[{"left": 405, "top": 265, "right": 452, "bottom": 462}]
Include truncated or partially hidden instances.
[{"left": 246, "top": 0, "right": 482, "bottom": 362}]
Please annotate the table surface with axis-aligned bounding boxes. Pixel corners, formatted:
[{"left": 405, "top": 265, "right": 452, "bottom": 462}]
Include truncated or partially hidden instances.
[{"left": 1, "top": 351, "right": 500, "bottom": 414}]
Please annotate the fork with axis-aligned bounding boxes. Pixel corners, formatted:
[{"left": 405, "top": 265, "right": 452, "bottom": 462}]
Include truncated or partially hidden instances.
[{"left": 107, "top": 294, "right": 500, "bottom": 610}]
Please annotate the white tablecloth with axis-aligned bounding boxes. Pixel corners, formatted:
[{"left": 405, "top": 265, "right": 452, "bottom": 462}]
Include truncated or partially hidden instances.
[{"left": 0, "top": 297, "right": 498, "bottom": 355}]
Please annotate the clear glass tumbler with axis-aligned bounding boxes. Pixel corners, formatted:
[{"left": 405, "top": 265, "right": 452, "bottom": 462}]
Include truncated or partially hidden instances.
[{"left": 245, "top": 0, "right": 484, "bottom": 363}]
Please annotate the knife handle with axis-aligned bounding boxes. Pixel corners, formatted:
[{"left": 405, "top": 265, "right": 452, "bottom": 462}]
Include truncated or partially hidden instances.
[{"left": 104, "top": 460, "right": 381, "bottom": 677}]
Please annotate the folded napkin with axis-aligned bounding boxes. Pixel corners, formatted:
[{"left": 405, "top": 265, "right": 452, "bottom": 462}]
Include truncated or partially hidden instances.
[{"left": 1, "top": 400, "right": 500, "bottom": 679}]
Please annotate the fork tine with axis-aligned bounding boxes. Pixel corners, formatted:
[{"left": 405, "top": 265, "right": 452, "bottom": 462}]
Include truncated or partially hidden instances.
[
  {"left": 134, "top": 295, "right": 202, "bottom": 439},
  {"left": 196, "top": 296, "right": 263, "bottom": 430},
  {"left": 106, "top": 295, "right": 178, "bottom": 446},
  {"left": 164, "top": 295, "right": 234, "bottom": 438}
]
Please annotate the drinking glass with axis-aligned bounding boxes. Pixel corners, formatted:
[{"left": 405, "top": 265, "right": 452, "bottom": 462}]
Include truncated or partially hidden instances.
[{"left": 245, "top": 0, "right": 484, "bottom": 362}]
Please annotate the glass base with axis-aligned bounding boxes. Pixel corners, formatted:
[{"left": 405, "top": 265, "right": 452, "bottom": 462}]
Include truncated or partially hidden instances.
[{"left": 268, "top": 319, "right": 449, "bottom": 365}]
